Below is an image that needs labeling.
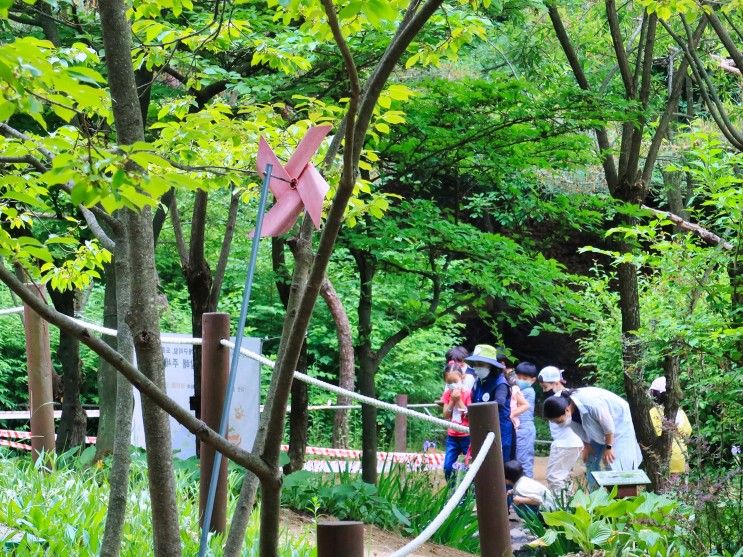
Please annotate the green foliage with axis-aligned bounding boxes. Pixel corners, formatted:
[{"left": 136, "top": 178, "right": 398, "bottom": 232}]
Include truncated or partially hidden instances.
[
  {"left": 529, "top": 489, "right": 697, "bottom": 556},
  {"left": 0, "top": 452, "right": 315, "bottom": 556}
]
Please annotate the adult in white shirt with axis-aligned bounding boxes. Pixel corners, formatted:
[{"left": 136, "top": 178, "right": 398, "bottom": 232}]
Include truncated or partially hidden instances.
[
  {"left": 538, "top": 366, "right": 583, "bottom": 494},
  {"left": 543, "top": 386, "right": 643, "bottom": 490}
]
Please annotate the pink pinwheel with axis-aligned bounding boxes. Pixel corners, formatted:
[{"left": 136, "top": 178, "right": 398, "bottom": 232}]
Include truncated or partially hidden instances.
[{"left": 251, "top": 125, "right": 332, "bottom": 237}]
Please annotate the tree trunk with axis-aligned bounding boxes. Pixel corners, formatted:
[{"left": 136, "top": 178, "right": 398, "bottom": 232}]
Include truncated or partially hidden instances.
[
  {"left": 353, "top": 249, "right": 378, "bottom": 484},
  {"left": 98, "top": 0, "right": 181, "bottom": 553},
  {"left": 185, "top": 190, "right": 213, "bottom": 433},
  {"left": 126, "top": 208, "right": 182, "bottom": 556},
  {"left": 224, "top": 220, "right": 314, "bottom": 557},
  {"left": 272, "top": 237, "right": 311, "bottom": 475},
  {"left": 661, "top": 168, "right": 688, "bottom": 220},
  {"left": 358, "top": 353, "right": 379, "bottom": 485},
  {"left": 49, "top": 287, "right": 87, "bottom": 451},
  {"left": 285, "top": 342, "right": 308, "bottom": 475},
  {"left": 617, "top": 249, "right": 660, "bottom": 487},
  {"left": 95, "top": 263, "right": 118, "bottom": 459},
  {"left": 321, "top": 278, "right": 355, "bottom": 449},
  {"left": 100, "top": 234, "right": 134, "bottom": 557}
]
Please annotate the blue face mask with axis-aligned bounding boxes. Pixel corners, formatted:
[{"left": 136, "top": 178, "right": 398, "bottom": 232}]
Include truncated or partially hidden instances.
[{"left": 516, "top": 379, "right": 532, "bottom": 389}]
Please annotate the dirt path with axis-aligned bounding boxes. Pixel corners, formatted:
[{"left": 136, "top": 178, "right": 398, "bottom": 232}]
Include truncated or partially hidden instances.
[
  {"left": 279, "top": 456, "right": 583, "bottom": 556},
  {"left": 280, "top": 509, "right": 477, "bottom": 557}
]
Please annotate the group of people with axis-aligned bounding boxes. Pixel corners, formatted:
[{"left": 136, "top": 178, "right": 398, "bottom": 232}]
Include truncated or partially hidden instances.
[{"left": 438, "top": 344, "right": 692, "bottom": 513}]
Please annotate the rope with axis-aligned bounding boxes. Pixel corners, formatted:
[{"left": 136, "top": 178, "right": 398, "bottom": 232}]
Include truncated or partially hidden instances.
[
  {"left": 220, "top": 339, "right": 469, "bottom": 434},
  {"left": 0, "top": 306, "right": 23, "bottom": 316},
  {"left": 67, "top": 316, "right": 203, "bottom": 345},
  {"left": 388, "top": 431, "right": 496, "bottom": 557},
  {"left": 1, "top": 310, "right": 465, "bottom": 432},
  {"left": 305, "top": 402, "right": 439, "bottom": 411}
]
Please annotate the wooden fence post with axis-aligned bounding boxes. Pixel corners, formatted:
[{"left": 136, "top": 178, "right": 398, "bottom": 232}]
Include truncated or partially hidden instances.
[
  {"left": 317, "top": 521, "right": 364, "bottom": 557},
  {"left": 22, "top": 284, "right": 55, "bottom": 464},
  {"left": 199, "top": 312, "right": 230, "bottom": 534},
  {"left": 394, "top": 394, "right": 407, "bottom": 452},
  {"left": 469, "top": 402, "right": 512, "bottom": 557}
]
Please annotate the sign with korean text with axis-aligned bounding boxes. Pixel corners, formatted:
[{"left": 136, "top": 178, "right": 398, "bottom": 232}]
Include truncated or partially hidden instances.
[{"left": 131, "top": 336, "right": 261, "bottom": 459}]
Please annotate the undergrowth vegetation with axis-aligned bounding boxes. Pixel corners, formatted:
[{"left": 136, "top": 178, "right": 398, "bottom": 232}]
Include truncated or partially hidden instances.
[
  {"left": 281, "top": 463, "right": 479, "bottom": 553},
  {"left": 0, "top": 451, "right": 314, "bottom": 556}
]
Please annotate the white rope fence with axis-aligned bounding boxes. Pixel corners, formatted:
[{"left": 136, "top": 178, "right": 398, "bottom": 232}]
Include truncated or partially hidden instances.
[
  {"left": 220, "top": 339, "right": 470, "bottom": 434},
  {"left": 388, "top": 431, "right": 495, "bottom": 557},
  {"left": 0, "top": 308, "right": 466, "bottom": 433},
  {"left": 0, "top": 306, "right": 23, "bottom": 316}
]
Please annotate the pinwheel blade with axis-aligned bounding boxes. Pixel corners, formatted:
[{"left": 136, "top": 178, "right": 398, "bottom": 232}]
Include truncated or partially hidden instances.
[
  {"left": 285, "top": 125, "right": 332, "bottom": 178},
  {"left": 257, "top": 137, "right": 293, "bottom": 196},
  {"left": 296, "top": 163, "right": 329, "bottom": 228},
  {"left": 249, "top": 190, "right": 302, "bottom": 238}
]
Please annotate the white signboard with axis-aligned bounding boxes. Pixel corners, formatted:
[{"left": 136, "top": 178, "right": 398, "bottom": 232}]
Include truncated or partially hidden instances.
[{"left": 131, "top": 335, "right": 261, "bottom": 459}]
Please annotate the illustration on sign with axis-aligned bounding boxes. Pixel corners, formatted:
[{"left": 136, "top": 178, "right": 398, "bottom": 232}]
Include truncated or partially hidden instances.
[{"left": 131, "top": 336, "right": 261, "bottom": 459}]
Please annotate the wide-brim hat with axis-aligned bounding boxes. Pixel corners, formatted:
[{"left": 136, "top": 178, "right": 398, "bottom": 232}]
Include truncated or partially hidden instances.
[{"left": 465, "top": 344, "right": 505, "bottom": 369}]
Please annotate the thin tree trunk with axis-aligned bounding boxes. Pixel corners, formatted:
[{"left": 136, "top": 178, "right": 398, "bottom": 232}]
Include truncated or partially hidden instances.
[
  {"left": 98, "top": 0, "right": 181, "bottom": 553},
  {"left": 49, "top": 287, "right": 87, "bottom": 451},
  {"left": 224, "top": 219, "right": 314, "bottom": 557},
  {"left": 95, "top": 263, "right": 118, "bottom": 459},
  {"left": 354, "top": 248, "right": 378, "bottom": 484},
  {"left": 321, "top": 278, "right": 355, "bottom": 449},
  {"left": 100, "top": 236, "right": 134, "bottom": 557},
  {"left": 127, "top": 208, "right": 182, "bottom": 556},
  {"left": 286, "top": 343, "right": 309, "bottom": 474}
]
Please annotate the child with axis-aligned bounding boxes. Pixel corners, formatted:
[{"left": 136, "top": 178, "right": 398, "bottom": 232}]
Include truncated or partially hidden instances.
[
  {"left": 440, "top": 363, "right": 472, "bottom": 483},
  {"left": 445, "top": 346, "right": 477, "bottom": 390},
  {"left": 538, "top": 366, "right": 583, "bottom": 494},
  {"left": 505, "top": 460, "right": 554, "bottom": 518},
  {"left": 514, "top": 362, "right": 538, "bottom": 478}
]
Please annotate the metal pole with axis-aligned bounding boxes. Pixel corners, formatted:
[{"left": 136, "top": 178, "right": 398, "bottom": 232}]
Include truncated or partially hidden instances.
[
  {"left": 22, "top": 283, "right": 55, "bottom": 463},
  {"left": 199, "top": 312, "right": 230, "bottom": 534},
  {"left": 468, "top": 402, "right": 512, "bottom": 557},
  {"left": 198, "top": 164, "right": 273, "bottom": 557},
  {"left": 394, "top": 394, "right": 408, "bottom": 452},
  {"left": 317, "top": 521, "right": 364, "bottom": 557}
]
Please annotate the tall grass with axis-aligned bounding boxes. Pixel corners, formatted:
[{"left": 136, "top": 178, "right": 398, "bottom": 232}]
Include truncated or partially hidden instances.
[{"left": 0, "top": 449, "right": 315, "bottom": 556}]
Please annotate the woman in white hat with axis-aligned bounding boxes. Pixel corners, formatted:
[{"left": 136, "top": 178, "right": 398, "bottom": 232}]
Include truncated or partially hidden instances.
[
  {"left": 538, "top": 366, "right": 583, "bottom": 494},
  {"left": 648, "top": 376, "right": 692, "bottom": 476}
]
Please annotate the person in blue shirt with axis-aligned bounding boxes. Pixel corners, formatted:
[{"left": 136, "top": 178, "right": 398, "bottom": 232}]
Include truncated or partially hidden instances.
[
  {"left": 466, "top": 344, "right": 512, "bottom": 460},
  {"left": 514, "top": 362, "right": 538, "bottom": 477}
]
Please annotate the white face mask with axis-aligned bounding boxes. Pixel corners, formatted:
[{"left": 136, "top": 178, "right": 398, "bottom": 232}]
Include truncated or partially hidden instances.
[
  {"left": 447, "top": 382, "right": 463, "bottom": 391},
  {"left": 559, "top": 415, "right": 572, "bottom": 427},
  {"left": 473, "top": 366, "right": 490, "bottom": 380}
]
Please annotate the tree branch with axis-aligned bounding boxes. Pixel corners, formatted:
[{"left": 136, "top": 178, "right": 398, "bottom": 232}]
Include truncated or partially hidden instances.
[
  {"left": 80, "top": 206, "right": 116, "bottom": 251},
  {"left": 547, "top": 4, "right": 619, "bottom": 189},
  {"left": 606, "top": 0, "right": 636, "bottom": 96},
  {"left": 705, "top": 9, "right": 743, "bottom": 78},
  {"left": 0, "top": 154, "right": 48, "bottom": 173},
  {"left": 643, "top": 205, "right": 734, "bottom": 249},
  {"left": 168, "top": 192, "right": 189, "bottom": 269},
  {"left": 208, "top": 190, "right": 240, "bottom": 309},
  {"left": 642, "top": 18, "right": 707, "bottom": 186},
  {"left": 0, "top": 263, "right": 276, "bottom": 484}
]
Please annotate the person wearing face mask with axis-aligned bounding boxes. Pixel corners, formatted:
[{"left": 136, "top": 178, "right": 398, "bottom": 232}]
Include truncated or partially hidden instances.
[
  {"left": 445, "top": 346, "right": 477, "bottom": 390},
  {"left": 514, "top": 362, "right": 538, "bottom": 477},
  {"left": 538, "top": 366, "right": 583, "bottom": 493},
  {"left": 439, "top": 363, "right": 472, "bottom": 483},
  {"left": 465, "top": 344, "right": 512, "bottom": 459},
  {"left": 543, "top": 387, "right": 643, "bottom": 490}
]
